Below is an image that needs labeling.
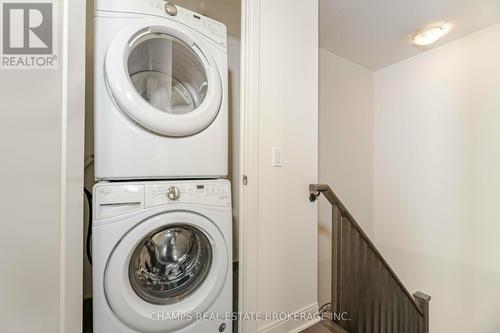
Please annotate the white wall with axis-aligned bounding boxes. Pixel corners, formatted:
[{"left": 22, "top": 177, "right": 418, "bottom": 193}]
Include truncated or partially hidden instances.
[
  {"left": 374, "top": 22, "right": 500, "bottom": 333},
  {"left": 318, "top": 49, "right": 374, "bottom": 307},
  {"left": 255, "top": 0, "right": 318, "bottom": 331},
  {"left": 0, "top": 1, "right": 85, "bottom": 332}
]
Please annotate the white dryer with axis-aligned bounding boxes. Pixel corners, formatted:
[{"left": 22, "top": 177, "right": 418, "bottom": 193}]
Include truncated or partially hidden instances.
[
  {"left": 94, "top": 0, "right": 228, "bottom": 180},
  {"left": 92, "top": 180, "right": 232, "bottom": 333}
]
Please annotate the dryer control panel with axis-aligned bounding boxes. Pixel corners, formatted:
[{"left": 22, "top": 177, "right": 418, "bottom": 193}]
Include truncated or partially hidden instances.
[
  {"left": 149, "top": 1, "right": 227, "bottom": 43},
  {"left": 95, "top": 0, "right": 227, "bottom": 48},
  {"left": 94, "top": 180, "right": 231, "bottom": 219}
]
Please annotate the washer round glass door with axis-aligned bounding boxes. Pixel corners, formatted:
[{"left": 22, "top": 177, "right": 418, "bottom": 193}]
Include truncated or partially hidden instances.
[
  {"left": 104, "top": 211, "right": 229, "bottom": 333},
  {"left": 129, "top": 224, "right": 212, "bottom": 305},
  {"left": 105, "top": 19, "right": 223, "bottom": 137}
]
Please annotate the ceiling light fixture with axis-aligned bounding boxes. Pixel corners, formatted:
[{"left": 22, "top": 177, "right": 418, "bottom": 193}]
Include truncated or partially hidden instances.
[{"left": 413, "top": 23, "right": 451, "bottom": 46}]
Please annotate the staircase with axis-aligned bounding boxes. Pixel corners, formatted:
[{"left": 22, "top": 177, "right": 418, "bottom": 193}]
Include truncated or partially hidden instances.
[{"left": 308, "top": 184, "right": 431, "bottom": 333}]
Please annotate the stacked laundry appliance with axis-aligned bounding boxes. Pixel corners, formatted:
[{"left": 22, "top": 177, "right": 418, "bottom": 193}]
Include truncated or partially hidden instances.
[{"left": 92, "top": 1, "right": 232, "bottom": 332}]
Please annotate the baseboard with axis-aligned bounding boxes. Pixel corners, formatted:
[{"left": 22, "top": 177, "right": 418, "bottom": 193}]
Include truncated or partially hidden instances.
[
  {"left": 287, "top": 318, "right": 322, "bottom": 333},
  {"left": 258, "top": 303, "right": 320, "bottom": 333}
]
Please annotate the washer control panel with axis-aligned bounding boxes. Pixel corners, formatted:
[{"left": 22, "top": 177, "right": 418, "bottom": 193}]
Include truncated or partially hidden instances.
[
  {"left": 94, "top": 184, "right": 144, "bottom": 219},
  {"left": 94, "top": 180, "right": 231, "bottom": 219},
  {"left": 146, "top": 181, "right": 231, "bottom": 208},
  {"left": 166, "top": 186, "right": 181, "bottom": 200}
]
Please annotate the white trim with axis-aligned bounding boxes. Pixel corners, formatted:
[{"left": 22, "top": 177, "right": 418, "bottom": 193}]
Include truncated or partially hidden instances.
[
  {"left": 238, "top": 0, "right": 260, "bottom": 332},
  {"left": 288, "top": 319, "right": 322, "bottom": 333},
  {"left": 59, "top": 0, "right": 86, "bottom": 331},
  {"left": 258, "top": 303, "right": 320, "bottom": 333}
]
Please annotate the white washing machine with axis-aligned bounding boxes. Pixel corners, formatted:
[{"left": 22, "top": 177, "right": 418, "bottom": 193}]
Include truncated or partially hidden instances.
[
  {"left": 94, "top": 0, "right": 228, "bottom": 180},
  {"left": 92, "top": 180, "right": 232, "bottom": 333}
]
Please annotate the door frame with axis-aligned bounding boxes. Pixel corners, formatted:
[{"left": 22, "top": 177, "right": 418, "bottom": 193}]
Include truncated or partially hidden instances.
[
  {"left": 60, "top": 0, "right": 86, "bottom": 332},
  {"left": 238, "top": 0, "right": 261, "bottom": 332}
]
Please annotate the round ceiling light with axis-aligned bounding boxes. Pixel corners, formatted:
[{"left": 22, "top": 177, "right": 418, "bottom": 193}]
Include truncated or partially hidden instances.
[{"left": 413, "top": 24, "right": 451, "bottom": 46}]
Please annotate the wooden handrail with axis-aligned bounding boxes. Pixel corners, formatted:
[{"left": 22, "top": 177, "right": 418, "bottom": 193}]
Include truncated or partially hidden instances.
[{"left": 310, "top": 183, "right": 431, "bottom": 333}]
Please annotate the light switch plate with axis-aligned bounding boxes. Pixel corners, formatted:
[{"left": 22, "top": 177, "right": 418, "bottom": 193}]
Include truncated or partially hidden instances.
[{"left": 272, "top": 146, "right": 283, "bottom": 167}]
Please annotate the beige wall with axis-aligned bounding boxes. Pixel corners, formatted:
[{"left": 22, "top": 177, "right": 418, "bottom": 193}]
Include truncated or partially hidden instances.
[
  {"left": 0, "top": 20, "right": 62, "bottom": 333},
  {"left": 0, "top": 1, "right": 85, "bottom": 331},
  {"left": 318, "top": 22, "right": 500, "bottom": 332},
  {"left": 374, "top": 22, "right": 500, "bottom": 333},
  {"left": 318, "top": 49, "right": 374, "bottom": 307},
  {"left": 255, "top": 0, "right": 319, "bottom": 331}
]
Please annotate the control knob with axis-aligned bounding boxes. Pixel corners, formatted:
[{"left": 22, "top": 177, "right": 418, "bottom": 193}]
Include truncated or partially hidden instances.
[
  {"left": 164, "top": 3, "right": 178, "bottom": 16},
  {"left": 167, "top": 186, "right": 180, "bottom": 200}
]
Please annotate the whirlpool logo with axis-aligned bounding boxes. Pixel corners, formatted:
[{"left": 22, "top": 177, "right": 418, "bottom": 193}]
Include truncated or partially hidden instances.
[{"left": 1, "top": 0, "right": 57, "bottom": 69}]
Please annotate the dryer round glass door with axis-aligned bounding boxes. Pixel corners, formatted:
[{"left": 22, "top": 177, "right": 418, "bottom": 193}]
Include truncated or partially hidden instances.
[
  {"left": 105, "top": 18, "right": 223, "bottom": 137},
  {"left": 104, "top": 211, "right": 229, "bottom": 333},
  {"left": 127, "top": 34, "right": 208, "bottom": 116}
]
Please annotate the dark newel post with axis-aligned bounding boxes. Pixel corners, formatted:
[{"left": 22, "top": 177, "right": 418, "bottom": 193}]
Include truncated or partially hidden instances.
[{"left": 413, "top": 292, "right": 431, "bottom": 333}]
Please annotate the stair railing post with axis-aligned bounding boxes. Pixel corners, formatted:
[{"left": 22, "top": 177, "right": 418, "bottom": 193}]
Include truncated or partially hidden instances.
[
  {"left": 413, "top": 292, "right": 431, "bottom": 333},
  {"left": 330, "top": 205, "right": 341, "bottom": 319}
]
